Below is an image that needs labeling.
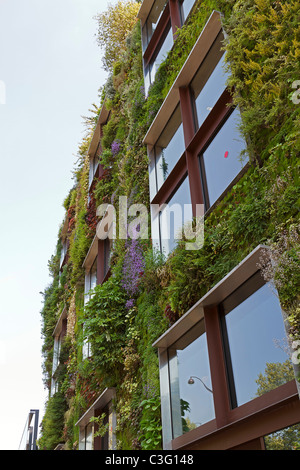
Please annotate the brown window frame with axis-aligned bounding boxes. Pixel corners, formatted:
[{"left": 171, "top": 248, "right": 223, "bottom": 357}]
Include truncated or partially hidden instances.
[
  {"left": 141, "top": 0, "right": 182, "bottom": 93},
  {"left": 149, "top": 76, "right": 236, "bottom": 254},
  {"left": 153, "top": 245, "right": 300, "bottom": 450}
]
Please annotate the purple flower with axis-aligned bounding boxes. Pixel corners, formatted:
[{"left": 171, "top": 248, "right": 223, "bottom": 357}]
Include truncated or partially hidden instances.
[
  {"left": 122, "top": 239, "right": 145, "bottom": 297},
  {"left": 125, "top": 299, "right": 135, "bottom": 310},
  {"left": 111, "top": 140, "right": 121, "bottom": 157}
]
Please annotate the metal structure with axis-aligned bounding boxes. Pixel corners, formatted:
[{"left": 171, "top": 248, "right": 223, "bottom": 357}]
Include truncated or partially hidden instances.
[{"left": 18, "top": 409, "right": 39, "bottom": 450}]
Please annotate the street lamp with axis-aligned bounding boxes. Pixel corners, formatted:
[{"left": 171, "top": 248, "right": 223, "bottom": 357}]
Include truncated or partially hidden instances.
[{"left": 188, "top": 376, "right": 213, "bottom": 393}]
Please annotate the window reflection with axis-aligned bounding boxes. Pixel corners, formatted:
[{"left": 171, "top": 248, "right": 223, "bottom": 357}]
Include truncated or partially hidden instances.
[
  {"left": 142, "top": 0, "right": 167, "bottom": 51},
  {"left": 222, "top": 272, "right": 294, "bottom": 408},
  {"left": 193, "top": 56, "right": 228, "bottom": 129},
  {"left": 180, "top": 0, "right": 196, "bottom": 24},
  {"left": 191, "top": 32, "right": 228, "bottom": 130},
  {"left": 159, "top": 176, "right": 192, "bottom": 255},
  {"left": 83, "top": 256, "right": 97, "bottom": 359},
  {"left": 168, "top": 320, "right": 215, "bottom": 439},
  {"left": 264, "top": 423, "right": 300, "bottom": 450},
  {"left": 200, "top": 107, "right": 247, "bottom": 208},
  {"left": 155, "top": 105, "right": 185, "bottom": 191},
  {"left": 90, "top": 257, "right": 97, "bottom": 291},
  {"left": 85, "top": 423, "right": 93, "bottom": 450},
  {"left": 149, "top": 25, "right": 173, "bottom": 84},
  {"left": 104, "top": 237, "right": 112, "bottom": 279}
]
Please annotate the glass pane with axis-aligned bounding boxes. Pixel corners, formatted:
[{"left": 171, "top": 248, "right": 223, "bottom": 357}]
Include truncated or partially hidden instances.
[
  {"left": 181, "top": 0, "right": 196, "bottom": 23},
  {"left": 108, "top": 409, "right": 114, "bottom": 450},
  {"left": 159, "top": 176, "right": 192, "bottom": 255},
  {"left": 191, "top": 32, "right": 228, "bottom": 130},
  {"left": 85, "top": 423, "right": 93, "bottom": 450},
  {"left": 79, "top": 428, "right": 86, "bottom": 450},
  {"left": 150, "top": 26, "right": 173, "bottom": 84},
  {"left": 90, "top": 256, "right": 97, "bottom": 291},
  {"left": 149, "top": 147, "right": 157, "bottom": 200},
  {"left": 264, "top": 424, "right": 300, "bottom": 450},
  {"left": 104, "top": 238, "right": 111, "bottom": 278},
  {"left": 201, "top": 107, "right": 247, "bottom": 207},
  {"left": 142, "top": 0, "right": 167, "bottom": 51},
  {"left": 193, "top": 54, "right": 228, "bottom": 129},
  {"left": 168, "top": 320, "right": 215, "bottom": 439},
  {"left": 155, "top": 105, "right": 185, "bottom": 190},
  {"left": 224, "top": 278, "right": 294, "bottom": 407}
]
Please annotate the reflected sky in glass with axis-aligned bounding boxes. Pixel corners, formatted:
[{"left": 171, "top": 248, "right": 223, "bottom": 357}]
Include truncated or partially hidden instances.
[
  {"left": 150, "top": 26, "right": 173, "bottom": 83},
  {"left": 142, "top": 0, "right": 166, "bottom": 50},
  {"left": 181, "top": 0, "right": 196, "bottom": 23},
  {"left": 202, "top": 107, "right": 247, "bottom": 207},
  {"left": 159, "top": 177, "right": 192, "bottom": 255},
  {"left": 155, "top": 122, "right": 185, "bottom": 190},
  {"left": 169, "top": 325, "right": 215, "bottom": 439},
  {"left": 194, "top": 54, "right": 228, "bottom": 129},
  {"left": 225, "top": 282, "right": 292, "bottom": 407}
]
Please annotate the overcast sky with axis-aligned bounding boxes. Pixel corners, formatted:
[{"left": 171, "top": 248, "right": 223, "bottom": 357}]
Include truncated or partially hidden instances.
[{"left": 0, "top": 0, "right": 111, "bottom": 450}]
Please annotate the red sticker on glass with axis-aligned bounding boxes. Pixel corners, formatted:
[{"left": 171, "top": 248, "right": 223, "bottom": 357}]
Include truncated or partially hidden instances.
[{"left": 224, "top": 151, "right": 229, "bottom": 158}]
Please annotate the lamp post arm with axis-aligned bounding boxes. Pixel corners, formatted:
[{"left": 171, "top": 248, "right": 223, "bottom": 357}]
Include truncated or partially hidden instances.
[{"left": 190, "top": 376, "right": 213, "bottom": 393}]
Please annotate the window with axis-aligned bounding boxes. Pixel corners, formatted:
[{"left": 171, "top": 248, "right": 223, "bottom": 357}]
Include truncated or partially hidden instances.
[
  {"left": 142, "top": 0, "right": 167, "bottom": 51},
  {"left": 168, "top": 319, "right": 215, "bottom": 439},
  {"left": 144, "top": 12, "right": 249, "bottom": 259},
  {"left": 199, "top": 107, "right": 247, "bottom": 209},
  {"left": 220, "top": 272, "right": 294, "bottom": 408},
  {"left": 60, "top": 239, "right": 68, "bottom": 269},
  {"left": 89, "top": 153, "right": 99, "bottom": 189},
  {"left": 150, "top": 24, "right": 173, "bottom": 83},
  {"left": 51, "top": 308, "right": 67, "bottom": 396},
  {"left": 144, "top": 22, "right": 173, "bottom": 93},
  {"left": 84, "top": 256, "right": 97, "bottom": 305},
  {"left": 180, "top": 0, "right": 196, "bottom": 23},
  {"left": 153, "top": 245, "right": 298, "bottom": 450},
  {"left": 83, "top": 256, "right": 97, "bottom": 360},
  {"left": 104, "top": 237, "right": 112, "bottom": 280},
  {"left": 52, "top": 333, "right": 62, "bottom": 374},
  {"left": 190, "top": 33, "right": 228, "bottom": 130},
  {"left": 77, "top": 388, "right": 117, "bottom": 451},
  {"left": 98, "top": 404, "right": 116, "bottom": 450},
  {"left": 79, "top": 423, "right": 93, "bottom": 451},
  {"left": 154, "top": 105, "right": 185, "bottom": 192},
  {"left": 159, "top": 176, "right": 192, "bottom": 254},
  {"left": 140, "top": 1, "right": 175, "bottom": 95}
]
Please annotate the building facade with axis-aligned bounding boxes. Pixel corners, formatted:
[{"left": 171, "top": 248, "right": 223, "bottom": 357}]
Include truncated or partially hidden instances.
[{"left": 38, "top": 0, "right": 300, "bottom": 451}]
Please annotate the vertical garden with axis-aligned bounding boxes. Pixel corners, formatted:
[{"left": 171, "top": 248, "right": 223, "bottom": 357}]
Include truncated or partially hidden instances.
[{"left": 38, "top": 0, "right": 299, "bottom": 450}]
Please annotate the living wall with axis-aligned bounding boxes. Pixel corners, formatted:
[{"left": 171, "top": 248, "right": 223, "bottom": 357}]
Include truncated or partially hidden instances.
[{"left": 39, "top": 0, "right": 300, "bottom": 450}]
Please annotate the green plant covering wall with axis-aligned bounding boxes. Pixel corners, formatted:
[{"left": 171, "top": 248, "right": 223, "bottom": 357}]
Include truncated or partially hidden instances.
[{"left": 38, "top": 0, "right": 300, "bottom": 450}]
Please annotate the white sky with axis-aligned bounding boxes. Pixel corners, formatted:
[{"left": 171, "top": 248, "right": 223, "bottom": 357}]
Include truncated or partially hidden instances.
[{"left": 0, "top": 0, "right": 111, "bottom": 450}]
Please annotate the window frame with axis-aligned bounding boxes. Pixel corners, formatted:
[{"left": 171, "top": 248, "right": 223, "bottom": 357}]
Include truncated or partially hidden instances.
[
  {"left": 51, "top": 306, "right": 68, "bottom": 396},
  {"left": 219, "top": 271, "right": 294, "bottom": 410},
  {"left": 144, "top": 11, "right": 248, "bottom": 254},
  {"left": 139, "top": 0, "right": 182, "bottom": 95},
  {"left": 197, "top": 106, "right": 248, "bottom": 211},
  {"left": 153, "top": 245, "right": 299, "bottom": 450},
  {"left": 76, "top": 388, "right": 117, "bottom": 451},
  {"left": 167, "top": 317, "right": 215, "bottom": 440}
]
